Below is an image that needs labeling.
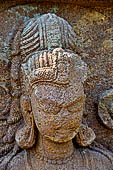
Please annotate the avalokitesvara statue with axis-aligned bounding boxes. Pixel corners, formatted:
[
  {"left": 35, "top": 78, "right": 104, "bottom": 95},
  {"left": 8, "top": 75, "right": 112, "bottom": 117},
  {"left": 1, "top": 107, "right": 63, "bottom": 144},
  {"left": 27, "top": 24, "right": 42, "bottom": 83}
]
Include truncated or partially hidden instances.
[{"left": 6, "top": 13, "right": 113, "bottom": 170}]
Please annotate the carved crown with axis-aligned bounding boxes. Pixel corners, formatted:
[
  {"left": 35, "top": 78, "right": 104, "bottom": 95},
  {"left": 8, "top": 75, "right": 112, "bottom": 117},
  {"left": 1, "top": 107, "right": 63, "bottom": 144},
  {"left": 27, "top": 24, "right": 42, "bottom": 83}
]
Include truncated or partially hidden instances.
[
  {"left": 21, "top": 48, "right": 87, "bottom": 91},
  {"left": 22, "top": 50, "right": 57, "bottom": 87}
]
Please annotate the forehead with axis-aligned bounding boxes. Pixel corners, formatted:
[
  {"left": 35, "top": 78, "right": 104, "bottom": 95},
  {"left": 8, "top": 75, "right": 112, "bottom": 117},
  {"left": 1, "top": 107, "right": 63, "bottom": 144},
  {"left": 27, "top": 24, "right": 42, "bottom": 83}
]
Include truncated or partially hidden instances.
[{"left": 32, "top": 84, "right": 85, "bottom": 107}]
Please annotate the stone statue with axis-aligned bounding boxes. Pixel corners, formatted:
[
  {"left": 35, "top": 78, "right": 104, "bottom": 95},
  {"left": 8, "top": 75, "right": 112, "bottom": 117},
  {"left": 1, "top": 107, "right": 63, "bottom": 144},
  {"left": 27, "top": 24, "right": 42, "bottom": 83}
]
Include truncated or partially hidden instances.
[{"left": 4, "top": 14, "right": 113, "bottom": 170}]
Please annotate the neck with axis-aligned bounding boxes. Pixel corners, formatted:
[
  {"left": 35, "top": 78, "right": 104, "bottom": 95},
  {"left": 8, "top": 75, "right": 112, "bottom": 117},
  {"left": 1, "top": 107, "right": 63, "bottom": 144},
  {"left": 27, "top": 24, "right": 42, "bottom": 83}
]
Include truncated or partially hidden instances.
[{"left": 35, "top": 134, "right": 75, "bottom": 160}]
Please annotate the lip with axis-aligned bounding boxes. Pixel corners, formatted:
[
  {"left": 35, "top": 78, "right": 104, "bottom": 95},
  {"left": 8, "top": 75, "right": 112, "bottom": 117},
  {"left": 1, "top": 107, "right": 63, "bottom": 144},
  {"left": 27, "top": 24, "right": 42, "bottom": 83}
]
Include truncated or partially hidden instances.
[
  {"left": 53, "top": 124, "right": 77, "bottom": 131},
  {"left": 44, "top": 131, "right": 77, "bottom": 143}
]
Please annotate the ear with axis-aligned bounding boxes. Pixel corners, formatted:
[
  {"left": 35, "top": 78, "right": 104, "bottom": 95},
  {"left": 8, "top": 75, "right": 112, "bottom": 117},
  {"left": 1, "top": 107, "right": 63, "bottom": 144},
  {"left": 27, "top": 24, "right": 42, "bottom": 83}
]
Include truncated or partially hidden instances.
[
  {"left": 15, "top": 95, "right": 36, "bottom": 149},
  {"left": 15, "top": 113, "right": 36, "bottom": 149},
  {"left": 20, "top": 95, "right": 32, "bottom": 126},
  {"left": 76, "top": 124, "right": 96, "bottom": 147}
]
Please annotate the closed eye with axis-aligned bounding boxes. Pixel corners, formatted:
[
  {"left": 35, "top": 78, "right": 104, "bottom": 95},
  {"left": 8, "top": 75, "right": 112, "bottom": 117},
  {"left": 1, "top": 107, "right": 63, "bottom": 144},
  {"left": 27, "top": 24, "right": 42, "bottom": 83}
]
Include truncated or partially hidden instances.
[
  {"left": 67, "top": 97, "right": 85, "bottom": 113},
  {"left": 67, "top": 103, "right": 83, "bottom": 113},
  {"left": 37, "top": 101, "right": 61, "bottom": 115}
]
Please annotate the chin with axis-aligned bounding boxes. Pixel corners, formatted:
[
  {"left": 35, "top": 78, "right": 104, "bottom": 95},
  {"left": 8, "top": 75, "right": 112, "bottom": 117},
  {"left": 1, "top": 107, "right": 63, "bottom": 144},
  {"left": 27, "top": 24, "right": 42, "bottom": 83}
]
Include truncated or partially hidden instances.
[{"left": 44, "top": 130, "right": 79, "bottom": 143}]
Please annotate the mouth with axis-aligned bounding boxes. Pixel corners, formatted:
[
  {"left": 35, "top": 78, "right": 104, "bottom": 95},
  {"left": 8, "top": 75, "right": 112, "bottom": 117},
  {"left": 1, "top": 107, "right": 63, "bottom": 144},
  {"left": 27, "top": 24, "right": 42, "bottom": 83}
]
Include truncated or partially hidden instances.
[
  {"left": 44, "top": 127, "right": 79, "bottom": 143},
  {"left": 45, "top": 131, "right": 76, "bottom": 143}
]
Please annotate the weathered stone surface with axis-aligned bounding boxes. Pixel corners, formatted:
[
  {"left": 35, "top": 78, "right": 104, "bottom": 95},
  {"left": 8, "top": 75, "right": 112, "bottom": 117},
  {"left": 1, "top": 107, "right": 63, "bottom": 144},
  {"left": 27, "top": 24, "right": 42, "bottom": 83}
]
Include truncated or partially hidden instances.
[
  {"left": 0, "top": 0, "right": 113, "bottom": 9},
  {"left": 5, "top": 13, "right": 113, "bottom": 170},
  {"left": 0, "top": 2, "right": 113, "bottom": 170},
  {"left": 76, "top": 124, "right": 96, "bottom": 146},
  {"left": 98, "top": 89, "right": 113, "bottom": 129}
]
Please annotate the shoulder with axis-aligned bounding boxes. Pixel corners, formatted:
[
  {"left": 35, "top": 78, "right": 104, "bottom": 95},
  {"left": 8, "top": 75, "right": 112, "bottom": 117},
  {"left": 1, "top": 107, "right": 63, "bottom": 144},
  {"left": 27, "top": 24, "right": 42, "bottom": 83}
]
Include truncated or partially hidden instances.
[
  {"left": 80, "top": 146, "right": 113, "bottom": 170},
  {"left": 7, "top": 151, "right": 26, "bottom": 170}
]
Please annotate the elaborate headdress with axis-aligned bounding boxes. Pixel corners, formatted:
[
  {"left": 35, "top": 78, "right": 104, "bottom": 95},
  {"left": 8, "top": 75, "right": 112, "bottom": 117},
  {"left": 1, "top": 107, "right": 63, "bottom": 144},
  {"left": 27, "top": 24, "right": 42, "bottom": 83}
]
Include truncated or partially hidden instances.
[
  {"left": 21, "top": 48, "right": 87, "bottom": 92},
  {"left": 19, "top": 13, "right": 77, "bottom": 59}
]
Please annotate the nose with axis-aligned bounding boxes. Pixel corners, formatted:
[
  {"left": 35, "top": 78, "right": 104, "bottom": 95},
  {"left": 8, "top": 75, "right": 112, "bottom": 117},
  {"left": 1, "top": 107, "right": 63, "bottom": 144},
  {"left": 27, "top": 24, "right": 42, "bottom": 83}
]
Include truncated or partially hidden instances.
[
  {"left": 57, "top": 107, "right": 70, "bottom": 118},
  {"left": 53, "top": 107, "right": 72, "bottom": 130}
]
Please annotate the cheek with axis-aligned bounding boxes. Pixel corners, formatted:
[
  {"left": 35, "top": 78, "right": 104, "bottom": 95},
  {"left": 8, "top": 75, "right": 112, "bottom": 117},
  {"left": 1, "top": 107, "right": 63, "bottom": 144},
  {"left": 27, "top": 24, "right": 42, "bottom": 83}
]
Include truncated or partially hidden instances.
[
  {"left": 32, "top": 105, "right": 54, "bottom": 136},
  {"left": 31, "top": 93, "right": 51, "bottom": 135},
  {"left": 71, "top": 111, "right": 83, "bottom": 129},
  {"left": 32, "top": 106, "right": 83, "bottom": 137}
]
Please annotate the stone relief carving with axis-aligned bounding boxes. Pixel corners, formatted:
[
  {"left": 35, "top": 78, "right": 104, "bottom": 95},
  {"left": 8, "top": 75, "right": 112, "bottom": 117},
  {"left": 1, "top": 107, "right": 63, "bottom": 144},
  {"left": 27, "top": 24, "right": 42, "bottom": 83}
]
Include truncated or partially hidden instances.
[
  {"left": 0, "top": 60, "right": 21, "bottom": 170},
  {"left": 98, "top": 89, "right": 113, "bottom": 130},
  {"left": 0, "top": 13, "right": 113, "bottom": 170}
]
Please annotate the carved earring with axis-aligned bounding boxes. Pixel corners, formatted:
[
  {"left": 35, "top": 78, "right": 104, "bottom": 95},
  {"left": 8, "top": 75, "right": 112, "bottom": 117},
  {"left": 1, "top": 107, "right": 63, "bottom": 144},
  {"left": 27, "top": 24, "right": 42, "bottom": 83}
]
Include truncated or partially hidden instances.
[
  {"left": 15, "top": 95, "right": 36, "bottom": 149},
  {"left": 76, "top": 124, "right": 96, "bottom": 147}
]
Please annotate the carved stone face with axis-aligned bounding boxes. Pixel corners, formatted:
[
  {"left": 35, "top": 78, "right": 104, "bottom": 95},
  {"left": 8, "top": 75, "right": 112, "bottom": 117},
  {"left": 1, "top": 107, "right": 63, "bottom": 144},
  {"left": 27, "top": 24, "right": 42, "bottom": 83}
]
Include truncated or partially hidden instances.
[
  {"left": 31, "top": 83, "right": 85, "bottom": 143},
  {"left": 22, "top": 48, "right": 87, "bottom": 143}
]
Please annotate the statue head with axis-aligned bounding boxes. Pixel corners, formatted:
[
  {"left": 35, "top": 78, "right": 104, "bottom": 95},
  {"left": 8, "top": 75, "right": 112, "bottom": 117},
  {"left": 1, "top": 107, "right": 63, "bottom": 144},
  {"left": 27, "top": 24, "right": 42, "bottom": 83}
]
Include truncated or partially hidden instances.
[
  {"left": 20, "top": 48, "right": 87, "bottom": 143},
  {"left": 11, "top": 13, "right": 95, "bottom": 149}
]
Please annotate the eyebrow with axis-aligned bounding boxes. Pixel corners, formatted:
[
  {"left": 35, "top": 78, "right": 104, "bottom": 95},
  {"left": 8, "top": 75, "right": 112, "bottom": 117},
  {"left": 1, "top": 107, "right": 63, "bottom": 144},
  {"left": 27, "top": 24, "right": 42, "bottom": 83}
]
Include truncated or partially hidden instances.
[
  {"left": 67, "top": 96, "right": 85, "bottom": 107},
  {"left": 38, "top": 98, "right": 62, "bottom": 107},
  {"left": 37, "top": 96, "right": 85, "bottom": 108}
]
